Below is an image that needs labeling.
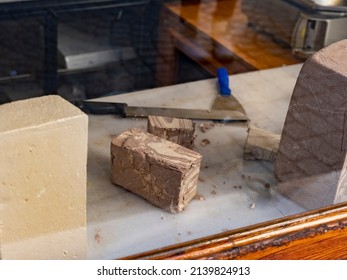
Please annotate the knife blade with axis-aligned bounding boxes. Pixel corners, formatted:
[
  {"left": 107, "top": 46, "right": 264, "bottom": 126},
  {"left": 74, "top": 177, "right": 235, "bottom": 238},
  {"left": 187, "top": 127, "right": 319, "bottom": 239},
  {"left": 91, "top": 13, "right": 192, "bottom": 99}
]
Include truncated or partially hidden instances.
[
  {"left": 72, "top": 100, "right": 248, "bottom": 122},
  {"left": 212, "top": 67, "right": 247, "bottom": 116}
]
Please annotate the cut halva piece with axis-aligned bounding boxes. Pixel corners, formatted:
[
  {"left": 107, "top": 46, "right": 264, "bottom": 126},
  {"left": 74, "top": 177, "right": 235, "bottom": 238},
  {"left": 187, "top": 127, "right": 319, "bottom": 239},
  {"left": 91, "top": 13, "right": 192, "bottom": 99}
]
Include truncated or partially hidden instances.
[
  {"left": 111, "top": 128, "right": 202, "bottom": 213},
  {"left": 147, "top": 115, "right": 195, "bottom": 149}
]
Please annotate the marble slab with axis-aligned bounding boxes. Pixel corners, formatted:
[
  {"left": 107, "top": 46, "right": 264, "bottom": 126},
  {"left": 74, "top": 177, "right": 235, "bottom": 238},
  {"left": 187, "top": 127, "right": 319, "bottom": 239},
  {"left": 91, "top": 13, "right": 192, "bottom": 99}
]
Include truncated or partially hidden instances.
[{"left": 87, "top": 64, "right": 306, "bottom": 259}]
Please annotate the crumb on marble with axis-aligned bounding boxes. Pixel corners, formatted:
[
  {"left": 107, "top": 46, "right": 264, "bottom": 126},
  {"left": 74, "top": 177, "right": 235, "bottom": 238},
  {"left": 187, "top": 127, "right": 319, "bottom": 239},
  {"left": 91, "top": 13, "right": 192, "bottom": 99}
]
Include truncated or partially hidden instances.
[
  {"left": 194, "top": 193, "right": 205, "bottom": 201},
  {"left": 200, "top": 139, "right": 211, "bottom": 147}
]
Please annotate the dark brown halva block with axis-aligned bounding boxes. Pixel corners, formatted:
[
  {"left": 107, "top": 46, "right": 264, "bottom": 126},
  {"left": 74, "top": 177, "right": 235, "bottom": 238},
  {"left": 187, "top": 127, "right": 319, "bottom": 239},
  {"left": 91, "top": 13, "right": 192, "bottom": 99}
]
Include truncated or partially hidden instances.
[
  {"left": 111, "top": 128, "right": 202, "bottom": 213},
  {"left": 147, "top": 116, "right": 195, "bottom": 149},
  {"left": 274, "top": 40, "right": 347, "bottom": 210}
]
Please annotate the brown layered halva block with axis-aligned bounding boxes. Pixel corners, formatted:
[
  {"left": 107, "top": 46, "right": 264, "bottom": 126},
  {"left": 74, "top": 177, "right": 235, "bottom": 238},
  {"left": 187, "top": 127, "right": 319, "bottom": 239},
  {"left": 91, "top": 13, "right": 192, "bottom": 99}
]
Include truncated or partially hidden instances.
[
  {"left": 111, "top": 128, "right": 202, "bottom": 213},
  {"left": 147, "top": 116, "right": 195, "bottom": 149},
  {"left": 243, "top": 125, "right": 280, "bottom": 162},
  {"left": 274, "top": 40, "right": 347, "bottom": 209}
]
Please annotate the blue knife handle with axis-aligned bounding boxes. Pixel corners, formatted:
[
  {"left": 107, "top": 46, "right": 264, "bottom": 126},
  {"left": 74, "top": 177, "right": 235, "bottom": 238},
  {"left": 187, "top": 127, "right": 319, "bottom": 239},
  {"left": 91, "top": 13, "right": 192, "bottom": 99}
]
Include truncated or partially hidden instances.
[{"left": 217, "top": 67, "right": 231, "bottom": 96}]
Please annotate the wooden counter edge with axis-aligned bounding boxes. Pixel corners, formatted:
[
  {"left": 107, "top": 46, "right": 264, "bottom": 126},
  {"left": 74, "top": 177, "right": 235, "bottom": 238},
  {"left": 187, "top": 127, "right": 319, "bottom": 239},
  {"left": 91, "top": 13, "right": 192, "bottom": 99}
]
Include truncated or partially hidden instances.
[{"left": 122, "top": 202, "right": 347, "bottom": 259}]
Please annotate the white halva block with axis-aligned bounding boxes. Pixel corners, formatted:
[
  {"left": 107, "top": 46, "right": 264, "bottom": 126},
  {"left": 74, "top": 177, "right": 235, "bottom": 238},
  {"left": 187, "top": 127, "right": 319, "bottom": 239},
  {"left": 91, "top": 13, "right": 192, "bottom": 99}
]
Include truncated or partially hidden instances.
[{"left": 0, "top": 95, "right": 88, "bottom": 259}]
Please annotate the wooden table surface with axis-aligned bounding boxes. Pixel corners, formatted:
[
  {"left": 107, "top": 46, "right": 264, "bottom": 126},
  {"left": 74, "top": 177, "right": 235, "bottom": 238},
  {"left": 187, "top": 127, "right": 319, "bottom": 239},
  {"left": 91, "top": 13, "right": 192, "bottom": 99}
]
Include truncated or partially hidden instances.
[{"left": 163, "top": 0, "right": 303, "bottom": 71}]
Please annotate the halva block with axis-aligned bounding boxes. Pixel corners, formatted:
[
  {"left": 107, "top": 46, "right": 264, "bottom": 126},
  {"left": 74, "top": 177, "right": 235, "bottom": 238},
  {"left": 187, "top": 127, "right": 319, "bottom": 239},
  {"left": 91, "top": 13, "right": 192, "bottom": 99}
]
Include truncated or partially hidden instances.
[
  {"left": 111, "top": 128, "right": 201, "bottom": 213},
  {"left": 0, "top": 95, "right": 88, "bottom": 259}
]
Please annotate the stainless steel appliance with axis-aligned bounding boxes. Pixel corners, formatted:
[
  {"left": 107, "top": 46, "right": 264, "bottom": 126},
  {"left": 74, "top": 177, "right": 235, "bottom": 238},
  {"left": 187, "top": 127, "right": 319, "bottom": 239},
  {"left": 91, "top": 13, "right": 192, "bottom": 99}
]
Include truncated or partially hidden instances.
[{"left": 242, "top": 0, "right": 347, "bottom": 57}]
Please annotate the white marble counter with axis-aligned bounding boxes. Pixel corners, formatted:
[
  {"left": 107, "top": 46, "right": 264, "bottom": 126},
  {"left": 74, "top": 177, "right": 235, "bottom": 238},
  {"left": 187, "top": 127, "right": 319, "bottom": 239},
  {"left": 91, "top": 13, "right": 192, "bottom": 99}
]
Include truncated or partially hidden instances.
[{"left": 87, "top": 64, "right": 306, "bottom": 259}]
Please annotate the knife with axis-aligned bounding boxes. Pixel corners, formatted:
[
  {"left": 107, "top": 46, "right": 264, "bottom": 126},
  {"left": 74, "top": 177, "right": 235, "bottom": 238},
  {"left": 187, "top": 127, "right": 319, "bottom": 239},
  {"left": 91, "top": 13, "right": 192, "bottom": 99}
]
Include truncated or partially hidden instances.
[
  {"left": 72, "top": 100, "right": 248, "bottom": 122},
  {"left": 212, "top": 67, "right": 247, "bottom": 115}
]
